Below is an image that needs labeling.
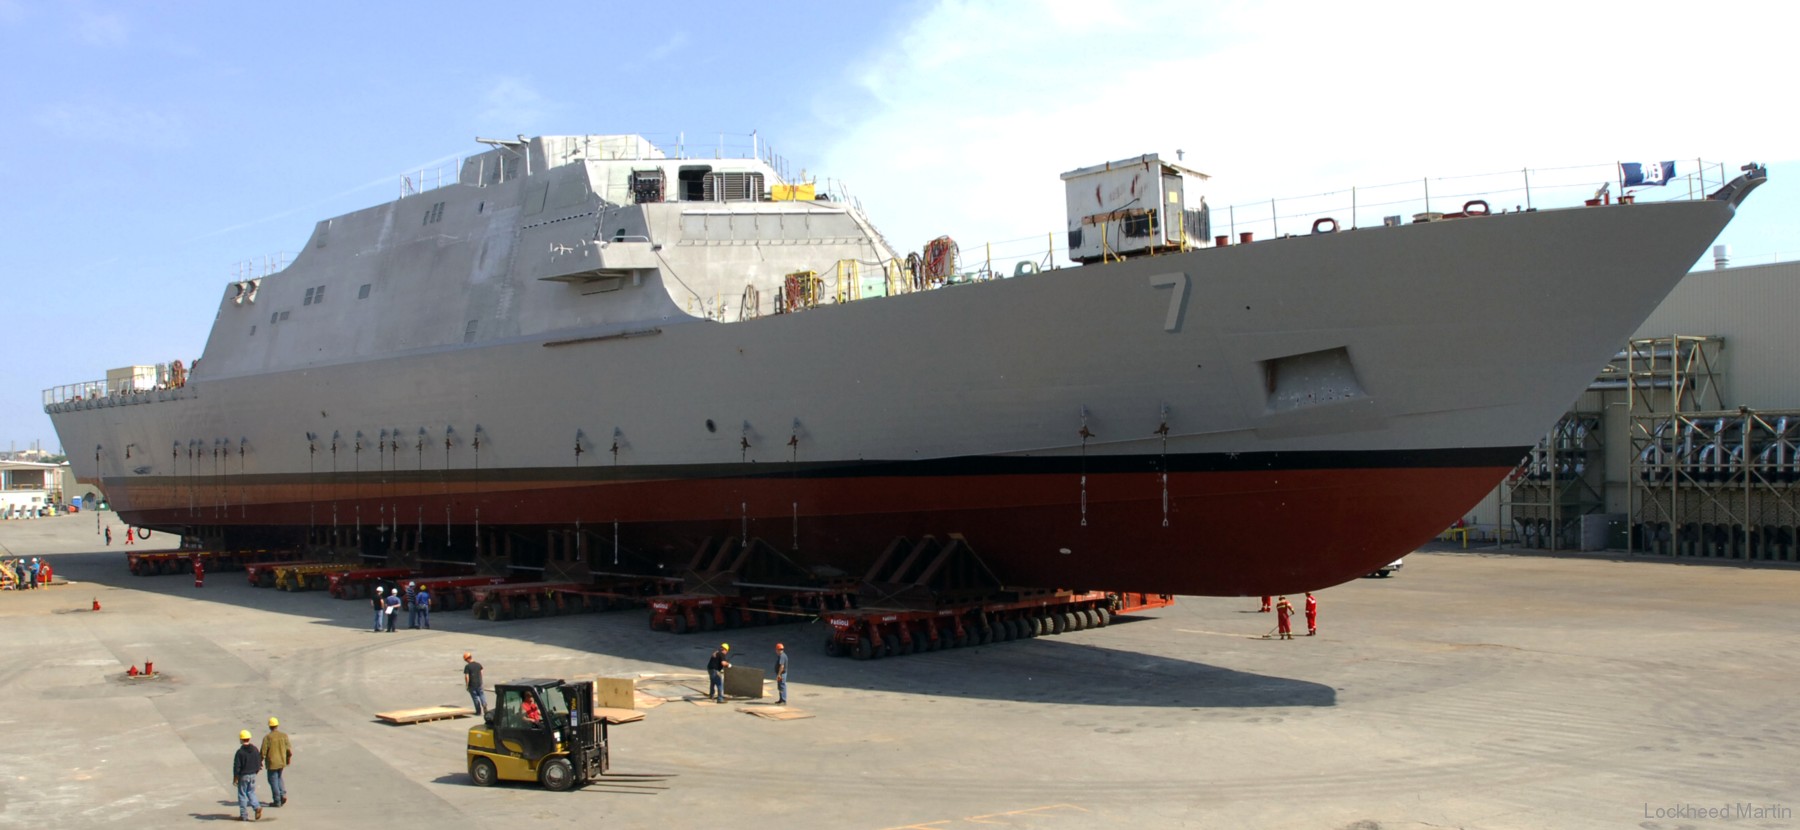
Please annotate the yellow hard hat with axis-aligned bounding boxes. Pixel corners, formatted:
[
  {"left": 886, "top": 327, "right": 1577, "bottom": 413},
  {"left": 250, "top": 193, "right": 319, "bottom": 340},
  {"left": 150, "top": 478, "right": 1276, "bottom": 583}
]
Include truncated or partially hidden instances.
[
  {"left": 720, "top": 643, "right": 730, "bottom": 650},
  {"left": 268, "top": 717, "right": 279, "bottom": 727},
  {"left": 238, "top": 730, "right": 251, "bottom": 740}
]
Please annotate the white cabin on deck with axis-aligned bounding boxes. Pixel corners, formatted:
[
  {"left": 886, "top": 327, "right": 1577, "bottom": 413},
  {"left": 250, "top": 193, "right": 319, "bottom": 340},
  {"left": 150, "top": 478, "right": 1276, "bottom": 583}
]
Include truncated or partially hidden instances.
[{"left": 1061, "top": 154, "right": 1210, "bottom": 263}]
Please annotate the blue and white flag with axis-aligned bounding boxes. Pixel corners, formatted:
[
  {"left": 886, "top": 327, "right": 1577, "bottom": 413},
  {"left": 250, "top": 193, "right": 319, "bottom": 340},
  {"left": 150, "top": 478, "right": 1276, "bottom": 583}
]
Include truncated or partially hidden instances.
[{"left": 1621, "top": 161, "right": 1676, "bottom": 187}]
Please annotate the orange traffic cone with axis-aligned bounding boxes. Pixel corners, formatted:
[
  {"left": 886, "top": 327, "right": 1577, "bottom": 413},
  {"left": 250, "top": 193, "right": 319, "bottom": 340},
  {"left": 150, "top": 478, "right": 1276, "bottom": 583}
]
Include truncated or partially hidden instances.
[{"left": 92, "top": 598, "right": 101, "bottom": 611}]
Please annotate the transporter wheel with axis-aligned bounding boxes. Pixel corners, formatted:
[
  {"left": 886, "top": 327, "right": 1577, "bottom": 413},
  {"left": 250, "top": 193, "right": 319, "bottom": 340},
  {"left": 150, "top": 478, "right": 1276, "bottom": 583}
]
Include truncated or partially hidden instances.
[
  {"left": 539, "top": 757, "right": 575, "bottom": 792},
  {"left": 824, "top": 635, "right": 843, "bottom": 657},
  {"left": 1067, "top": 611, "right": 1083, "bottom": 631},
  {"left": 696, "top": 612, "right": 714, "bottom": 632},
  {"left": 670, "top": 614, "right": 690, "bottom": 635},
  {"left": 1093, "top": 607, "right": 1112, "bottom": 627},
  {"left": 976, "top": 626, "right": 992, "bottom": 646},
  {"left": 853, "top": 637, "right": 873, "bottom": 660},
  {"left": 469, "top": 756, "right": 497, "bottom": 787}
]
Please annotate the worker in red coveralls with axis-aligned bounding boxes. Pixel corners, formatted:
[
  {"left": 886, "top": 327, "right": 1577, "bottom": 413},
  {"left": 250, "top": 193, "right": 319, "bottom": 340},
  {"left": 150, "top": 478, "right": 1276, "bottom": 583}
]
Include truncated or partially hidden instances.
[
  {"left": 192, "top": 553, "right": 205, "bottom": 588},
  {"left": 125, "top": 528, "right": 135, "bottom": 545},
  {"left": 1259, "top": 595, "right": 1272, "bottom": 613},
  {"left": 1275, "top": 596, "right": 1295, "bottom": 640},
  {"left": 1304, "top": 592, "right": 1318, "bottom": 636}
]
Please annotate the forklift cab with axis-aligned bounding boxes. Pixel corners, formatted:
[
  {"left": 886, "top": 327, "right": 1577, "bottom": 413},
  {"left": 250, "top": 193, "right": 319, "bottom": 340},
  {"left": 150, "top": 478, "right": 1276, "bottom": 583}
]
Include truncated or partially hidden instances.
[{"left": 467, "top": 678, "right": 608, "bottom": 791}]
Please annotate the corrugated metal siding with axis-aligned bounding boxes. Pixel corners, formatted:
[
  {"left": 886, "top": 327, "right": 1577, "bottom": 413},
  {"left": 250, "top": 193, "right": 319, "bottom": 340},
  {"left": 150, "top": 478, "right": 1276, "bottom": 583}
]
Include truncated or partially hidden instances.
[{"left": 1633, "top": 261, "right": 1800, "bottom": 408}]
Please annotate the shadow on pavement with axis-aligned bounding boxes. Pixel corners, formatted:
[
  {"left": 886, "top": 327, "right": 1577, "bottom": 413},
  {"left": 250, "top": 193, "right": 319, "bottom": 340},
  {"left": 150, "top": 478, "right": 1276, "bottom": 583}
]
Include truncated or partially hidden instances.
[{"left": 23, "top": 523, "right": 1337, "bottom": 711}]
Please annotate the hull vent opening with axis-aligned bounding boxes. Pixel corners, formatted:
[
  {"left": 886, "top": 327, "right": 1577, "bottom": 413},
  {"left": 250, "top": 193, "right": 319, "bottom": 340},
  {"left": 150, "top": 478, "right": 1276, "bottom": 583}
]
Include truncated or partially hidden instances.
[{"left": 1262, "top": 346, "right": 1366, "bottom": 413}]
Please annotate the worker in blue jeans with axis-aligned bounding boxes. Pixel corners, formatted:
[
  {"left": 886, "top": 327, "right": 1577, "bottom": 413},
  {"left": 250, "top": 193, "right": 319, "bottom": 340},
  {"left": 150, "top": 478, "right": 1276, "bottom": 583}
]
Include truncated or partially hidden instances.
[
  {"left": 774, "top": 643, "right": 788, "bottom": 705},
  {"left": 413, "top": 586, "right": 431, "bottom": 629},
  {"left": 463, "top": 653, "right": 487, "bottom": 716},
  {"left": 232, "top": 730, "right": 263, "bottom": 821},
  {"left": 371, "top": 588, "right": 386, "bottom": 632},
  {"left": 707, "top": 644, "right": 730, "bottom": 702}
]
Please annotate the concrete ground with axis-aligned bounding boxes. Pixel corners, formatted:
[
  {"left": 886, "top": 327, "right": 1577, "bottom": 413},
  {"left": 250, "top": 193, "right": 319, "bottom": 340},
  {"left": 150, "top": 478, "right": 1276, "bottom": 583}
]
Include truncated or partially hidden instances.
[{"left": 0, "top": 514, "right": 1795, "bottom": 829}]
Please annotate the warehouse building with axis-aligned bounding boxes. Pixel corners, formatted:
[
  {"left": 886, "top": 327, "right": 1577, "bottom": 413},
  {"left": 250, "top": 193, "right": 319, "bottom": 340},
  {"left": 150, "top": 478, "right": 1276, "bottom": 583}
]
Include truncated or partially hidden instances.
[{"left": 1462, "top": 256, "right": 1800, "bottom": 561}]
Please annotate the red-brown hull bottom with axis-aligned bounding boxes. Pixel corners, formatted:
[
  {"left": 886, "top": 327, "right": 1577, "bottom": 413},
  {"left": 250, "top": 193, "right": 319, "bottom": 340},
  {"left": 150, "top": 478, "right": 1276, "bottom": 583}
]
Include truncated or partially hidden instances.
[{"left": 108, "top": 462, "right": 1510, "bottom": 596}]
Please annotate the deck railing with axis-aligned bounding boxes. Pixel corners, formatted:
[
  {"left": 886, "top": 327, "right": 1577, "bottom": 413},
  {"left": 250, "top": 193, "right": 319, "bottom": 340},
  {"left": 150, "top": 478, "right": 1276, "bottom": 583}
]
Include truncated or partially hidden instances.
[{"left": 843, "top": 159, "right": 1758, "bottom": 287}]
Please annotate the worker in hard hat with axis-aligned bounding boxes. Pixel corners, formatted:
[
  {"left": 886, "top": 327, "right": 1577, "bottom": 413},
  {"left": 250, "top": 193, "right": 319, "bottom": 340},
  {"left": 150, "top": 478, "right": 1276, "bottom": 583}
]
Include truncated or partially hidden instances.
[
  {"left": 232, "top": 729, "right": 263, "bottom": 821},
  {"left": 1275, "top": 596, "right": 1296, "bottom": 640},
  {"left": 383, "top": 587, "right": 401, "bottom": 633},
  {"left": 462, "top": 652, "right": 487, "bottom": 716},
  {"left": 261, "top": 717, "right": 291, "bottom": 808},
  {"left": 707, "top": 643, "right": 731, "bottom": 703}
]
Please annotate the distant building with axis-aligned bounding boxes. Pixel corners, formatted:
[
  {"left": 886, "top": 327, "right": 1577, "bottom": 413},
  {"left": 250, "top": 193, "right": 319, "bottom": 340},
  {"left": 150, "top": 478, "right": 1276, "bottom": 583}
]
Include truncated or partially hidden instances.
[
  {"left": 1466, "top": 259, "right": 1800, "bottom": 558},
  {"left": 0, "top": 459, "right": 71, "bottom": 518}
]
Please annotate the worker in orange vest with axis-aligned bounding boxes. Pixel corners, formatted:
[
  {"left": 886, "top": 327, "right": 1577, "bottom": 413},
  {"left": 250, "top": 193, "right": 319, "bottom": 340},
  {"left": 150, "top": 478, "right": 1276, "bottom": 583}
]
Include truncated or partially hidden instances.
[
  {"left": 1304, "top": 592, "right": 1318, "bottom": 635},
  {"left": 1275, "top": 596, "right": 1295, "bottom": 640},
  {"left": 1259, "top": 595, "right": 1272, "bottom": 613}
]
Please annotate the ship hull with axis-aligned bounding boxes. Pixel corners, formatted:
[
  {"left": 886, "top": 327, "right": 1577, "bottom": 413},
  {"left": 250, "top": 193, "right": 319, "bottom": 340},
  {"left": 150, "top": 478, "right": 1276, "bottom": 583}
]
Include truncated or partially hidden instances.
[
  {"left": 49, "top": 195, "right": 1747, "bottom": 595},
  {"left": 96, "top": 449, "right": 1518, "bottom": 595}
]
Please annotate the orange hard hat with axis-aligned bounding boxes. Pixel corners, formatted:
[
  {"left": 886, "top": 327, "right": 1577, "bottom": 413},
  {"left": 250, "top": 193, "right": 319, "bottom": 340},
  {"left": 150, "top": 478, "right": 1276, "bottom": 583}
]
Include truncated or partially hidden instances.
[
  {"left": 775, "top": 643, "right": 784, "bottom": 650},
  {"left": 462, "top": 652, "right": 472, "bottom": 661}
]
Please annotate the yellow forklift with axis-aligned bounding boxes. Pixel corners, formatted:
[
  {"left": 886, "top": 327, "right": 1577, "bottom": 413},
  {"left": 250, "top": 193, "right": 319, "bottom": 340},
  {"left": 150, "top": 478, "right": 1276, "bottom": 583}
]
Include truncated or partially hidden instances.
[{"left": 467, "top": 678, "right": 608, "bottom": 791}]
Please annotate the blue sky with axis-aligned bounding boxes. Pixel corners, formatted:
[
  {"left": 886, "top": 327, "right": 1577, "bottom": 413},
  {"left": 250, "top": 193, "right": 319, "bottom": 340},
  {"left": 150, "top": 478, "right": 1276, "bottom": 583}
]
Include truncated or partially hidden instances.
[{"left": 2, "top": 0, "right": 1795, "bottom": 453}]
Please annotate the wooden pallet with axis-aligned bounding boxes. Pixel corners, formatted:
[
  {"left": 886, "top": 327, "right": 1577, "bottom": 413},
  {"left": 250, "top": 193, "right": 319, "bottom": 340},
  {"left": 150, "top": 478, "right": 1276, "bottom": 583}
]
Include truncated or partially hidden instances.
[{"left": 375, "top": 705, "right": 475, "bottom": 725}]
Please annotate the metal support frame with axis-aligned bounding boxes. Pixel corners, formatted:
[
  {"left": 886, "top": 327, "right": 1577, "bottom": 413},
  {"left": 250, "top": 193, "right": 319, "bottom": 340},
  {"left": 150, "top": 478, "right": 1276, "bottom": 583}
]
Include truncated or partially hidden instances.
[
  {"left": 1624, "top": 335, "right": 1800, "bottom": 563},
  {"left": 1506, "top": 412, "right": 1606, "bottom": 551}
]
